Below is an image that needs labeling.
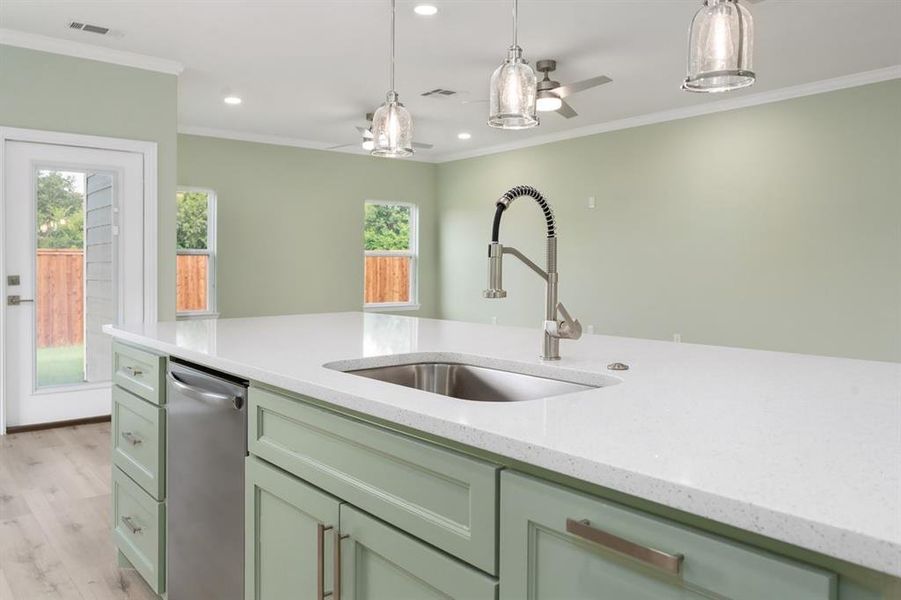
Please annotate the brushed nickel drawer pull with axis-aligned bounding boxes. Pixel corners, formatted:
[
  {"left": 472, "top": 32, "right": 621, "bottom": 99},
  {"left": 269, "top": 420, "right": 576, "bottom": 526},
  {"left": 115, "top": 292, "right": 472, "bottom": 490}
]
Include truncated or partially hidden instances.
[
  {"left": 566, "top": 518, "right": 683, "bottom": 576},
  {"left": 317, "top": 524, "right": 334, "bottom": 600},
  {"left": 123, "top": 365, "right": 143, "bottom": 377},
  {"left": 120, "top": 431, "right": 143, "bottom": 446},
  {"left": 121, "top": 515, "right": 143, "bottom": 535},
  {"left": 333, "top": 530, "right": 349, "bottom": 599}
]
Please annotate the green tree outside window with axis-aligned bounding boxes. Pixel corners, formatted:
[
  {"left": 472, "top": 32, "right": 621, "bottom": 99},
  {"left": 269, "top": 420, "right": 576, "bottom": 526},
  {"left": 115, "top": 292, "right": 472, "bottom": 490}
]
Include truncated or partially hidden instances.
[
  {"left": 177, "top": 191, "right": 209, "bottom": 250},
  {"left": 364, "top": 204, "right": 410, "bottom": 251},
  {"left": 37, "top": 171, "right": 85, "bottom": 249}
]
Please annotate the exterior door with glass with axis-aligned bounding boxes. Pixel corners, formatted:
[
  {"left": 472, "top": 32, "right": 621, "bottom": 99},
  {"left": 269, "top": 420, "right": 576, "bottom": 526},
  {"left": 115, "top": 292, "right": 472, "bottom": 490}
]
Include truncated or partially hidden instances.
[{"left": 3, "top": 141, "right": 144, "bottom": 428}]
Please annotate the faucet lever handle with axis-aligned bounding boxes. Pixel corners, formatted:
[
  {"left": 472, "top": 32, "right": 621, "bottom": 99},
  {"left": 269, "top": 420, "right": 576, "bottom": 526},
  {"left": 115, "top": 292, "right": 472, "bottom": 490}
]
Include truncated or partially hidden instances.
[
  {"left": 557, "top": 302, "right": 575, "bottom": 325},
  {"left": 557, "top": 302, "right": 583, "bottom": 340}
]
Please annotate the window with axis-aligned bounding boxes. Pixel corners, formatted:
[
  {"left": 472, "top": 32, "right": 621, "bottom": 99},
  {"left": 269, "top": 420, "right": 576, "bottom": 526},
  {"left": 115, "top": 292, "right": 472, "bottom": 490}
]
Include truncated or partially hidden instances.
[
  {"left": 176, "top": 189, "right": 217, "bottom": 317},
  {"left": 363, "top": 201, "right": 418, "bottom": 309}
]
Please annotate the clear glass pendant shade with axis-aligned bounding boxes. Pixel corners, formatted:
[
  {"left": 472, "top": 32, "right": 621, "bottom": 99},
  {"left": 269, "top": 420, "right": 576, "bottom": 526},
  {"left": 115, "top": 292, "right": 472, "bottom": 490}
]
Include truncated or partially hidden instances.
[
  {"left": 683, "top": 0, "right": 755, "bottom": 93},
  {"left": 489, "top": 46, "right": 539, "bottom": 129},
  {"left": 371, "top": 91, "right": 414, "bottom": 157},
  {"left": 371, "top": 0, "right": 414, "bottom": 158}
]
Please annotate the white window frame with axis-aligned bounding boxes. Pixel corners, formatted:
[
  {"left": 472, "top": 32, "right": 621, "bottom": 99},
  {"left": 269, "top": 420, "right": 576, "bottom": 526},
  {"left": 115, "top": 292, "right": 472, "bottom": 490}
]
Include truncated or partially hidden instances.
[
  {"left": 176, "top": 187, "right": 218, "bottom": 319},
  {"left": 363, "top": 200, "right": 419, "bottom": 311}
]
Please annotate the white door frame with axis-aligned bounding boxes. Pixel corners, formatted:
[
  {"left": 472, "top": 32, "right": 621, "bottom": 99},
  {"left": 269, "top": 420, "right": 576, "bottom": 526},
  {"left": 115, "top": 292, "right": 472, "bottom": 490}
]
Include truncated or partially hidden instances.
[{"left": 0, "top": 127, "right": 158, "bottom": 434}]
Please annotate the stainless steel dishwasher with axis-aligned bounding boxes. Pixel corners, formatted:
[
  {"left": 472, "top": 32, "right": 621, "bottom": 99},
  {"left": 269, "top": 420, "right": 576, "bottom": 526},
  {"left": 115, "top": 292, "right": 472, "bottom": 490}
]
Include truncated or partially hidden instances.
[{"left": 166, "top": 360, "right": 248, "bottom": 600}]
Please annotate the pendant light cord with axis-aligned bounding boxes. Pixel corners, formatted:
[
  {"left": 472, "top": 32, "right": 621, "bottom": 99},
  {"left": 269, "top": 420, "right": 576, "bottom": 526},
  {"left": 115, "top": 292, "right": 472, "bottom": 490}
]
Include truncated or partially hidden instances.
[
  {"left": 512, "top": 0, "right": 518, "bottom": 48},
  {"left": 389, "top": 0, "right": 396, "bottom": 92}
]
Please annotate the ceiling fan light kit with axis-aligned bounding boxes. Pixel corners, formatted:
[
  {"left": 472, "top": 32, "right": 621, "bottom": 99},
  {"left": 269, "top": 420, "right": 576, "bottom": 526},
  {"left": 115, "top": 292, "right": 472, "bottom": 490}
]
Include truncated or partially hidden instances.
[
  {"left": 534, "top": 59, "right": 612, "bottom": 119},
  {"left": 488, "top": 0, "right": 539, "bottom": 130},
  {"left": 683, "top": 0, "right": 756, "bottom": 93},
  {"left": 536, "top": 60, "right": 563, "bottom": 112},
  {"left": 371, "top": 0, "right": 415, "bottom": 157},
  {"left": 536, "top": 91, "right": 562, "bottom": 112}
]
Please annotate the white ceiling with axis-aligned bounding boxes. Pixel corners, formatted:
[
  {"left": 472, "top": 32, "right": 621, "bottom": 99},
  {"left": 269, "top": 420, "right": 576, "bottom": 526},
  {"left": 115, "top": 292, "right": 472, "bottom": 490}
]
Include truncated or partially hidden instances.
[{"left": 2, "top": 1, "right": 899, "bottom": 161}]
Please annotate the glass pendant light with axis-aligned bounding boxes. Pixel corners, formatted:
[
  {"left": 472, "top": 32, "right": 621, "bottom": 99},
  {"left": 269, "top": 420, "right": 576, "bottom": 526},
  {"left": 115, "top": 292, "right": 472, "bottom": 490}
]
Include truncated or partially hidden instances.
[
  {"left": 371, "top": 0, "right": 414, "bottom": 157},
  {"left": 488, "top": 0, "right": 538, "bottom": 129},
  {"left": 683, "top": 0, "right": 756, "bottom": 93}
]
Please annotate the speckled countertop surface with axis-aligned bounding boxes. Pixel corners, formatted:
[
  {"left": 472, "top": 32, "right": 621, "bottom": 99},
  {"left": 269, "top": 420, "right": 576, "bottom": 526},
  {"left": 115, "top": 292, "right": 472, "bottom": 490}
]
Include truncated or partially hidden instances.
[{"left": 104, "top": 312, "right": 901, "bottom": 576}]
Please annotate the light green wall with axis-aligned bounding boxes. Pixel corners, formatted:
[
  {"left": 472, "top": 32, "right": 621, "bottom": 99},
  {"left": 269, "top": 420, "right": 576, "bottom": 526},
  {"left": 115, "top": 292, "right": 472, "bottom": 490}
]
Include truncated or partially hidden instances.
[
  {"left": 0, "top": 45, "right": 179, "bottom": 319},
  {"left": 436, "top": 80, "right": 901, "bottom": 362},
  {"left": 5, "top": 41, "right": 892, "bottom": 360},
  {"left": 177, "top": 134, "right": 439, "bottom": 318}
]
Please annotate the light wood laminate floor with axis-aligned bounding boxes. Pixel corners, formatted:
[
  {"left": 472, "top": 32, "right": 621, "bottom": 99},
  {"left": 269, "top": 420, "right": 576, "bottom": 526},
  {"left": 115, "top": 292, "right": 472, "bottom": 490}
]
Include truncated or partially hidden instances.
[{"left": 0, "top": 423, "right": 157, "bottom": 599}]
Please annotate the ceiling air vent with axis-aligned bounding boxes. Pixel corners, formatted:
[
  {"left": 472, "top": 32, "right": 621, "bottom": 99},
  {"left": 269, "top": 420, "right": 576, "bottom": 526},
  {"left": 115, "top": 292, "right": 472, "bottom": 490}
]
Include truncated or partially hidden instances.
[
  {"left": 68, "top": 21, "right": 111, "bottom": 35},
  {"left": 421, "top": 88, "right": 457, "bottom": 97}
]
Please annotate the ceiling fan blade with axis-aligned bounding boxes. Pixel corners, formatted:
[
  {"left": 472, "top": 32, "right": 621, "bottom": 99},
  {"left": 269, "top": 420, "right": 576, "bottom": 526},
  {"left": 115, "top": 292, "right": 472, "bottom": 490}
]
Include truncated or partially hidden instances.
[
  {"left": 555, "top": 75, "right": 613, "bottom": 99},
  {"left": 555, "top": 100, "right": 578, "bottom": 119},
  {"left": 355, "top": 125, "right": 370, "bottom": 134},
  {"left": 326, "top": 143, "right": 357, "bottom": 150},
  {"left": 412, "top": 141, "right": 434, "bottom": 150}
]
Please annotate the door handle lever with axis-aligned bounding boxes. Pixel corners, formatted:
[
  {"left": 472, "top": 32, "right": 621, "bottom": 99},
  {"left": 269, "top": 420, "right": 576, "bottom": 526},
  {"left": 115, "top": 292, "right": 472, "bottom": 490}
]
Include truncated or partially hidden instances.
[{"left": 7, "top": 296, "right": 34, "bottom": 306}]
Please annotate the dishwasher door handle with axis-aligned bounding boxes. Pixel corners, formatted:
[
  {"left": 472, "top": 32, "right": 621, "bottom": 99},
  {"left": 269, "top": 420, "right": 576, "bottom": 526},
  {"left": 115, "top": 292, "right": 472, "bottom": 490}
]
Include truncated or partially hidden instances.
[{"left": 167, "top": 372, "right": 244, "bottom": 410}]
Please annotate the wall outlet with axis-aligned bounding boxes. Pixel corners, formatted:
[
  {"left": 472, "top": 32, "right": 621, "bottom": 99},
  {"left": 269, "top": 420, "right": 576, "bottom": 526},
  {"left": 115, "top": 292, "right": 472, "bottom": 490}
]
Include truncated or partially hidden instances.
[
  {"left": 587, "top": 196, "right": 596, "bottom": 209},
  {"left": 490, "top": 316, "right": 498, "bottom": 325},
  {"left": 673, "top": 333, "right": 682, "bottom": 343},
  {"left": 586, "top": 324, "right": 596, "bottom": 335}
]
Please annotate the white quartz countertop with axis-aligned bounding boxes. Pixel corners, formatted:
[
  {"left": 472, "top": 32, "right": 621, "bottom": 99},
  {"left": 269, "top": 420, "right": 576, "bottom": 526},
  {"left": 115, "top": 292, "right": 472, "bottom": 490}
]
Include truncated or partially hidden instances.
[{"left": 104, "top": 312, "right": 901, "bottom": 576}]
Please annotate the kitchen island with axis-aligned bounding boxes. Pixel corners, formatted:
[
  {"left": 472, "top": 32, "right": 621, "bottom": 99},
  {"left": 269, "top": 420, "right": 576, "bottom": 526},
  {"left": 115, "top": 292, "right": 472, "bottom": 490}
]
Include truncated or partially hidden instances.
[{"left": 104, "top": 312, "right": 901, "bottom": 598}]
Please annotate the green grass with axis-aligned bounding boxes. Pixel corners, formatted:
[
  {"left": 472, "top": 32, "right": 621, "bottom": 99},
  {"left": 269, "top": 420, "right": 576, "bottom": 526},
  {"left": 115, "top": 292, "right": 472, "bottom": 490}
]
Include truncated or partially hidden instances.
[{"left": 36, "top": 344, "right": 85, "bottom": 388}]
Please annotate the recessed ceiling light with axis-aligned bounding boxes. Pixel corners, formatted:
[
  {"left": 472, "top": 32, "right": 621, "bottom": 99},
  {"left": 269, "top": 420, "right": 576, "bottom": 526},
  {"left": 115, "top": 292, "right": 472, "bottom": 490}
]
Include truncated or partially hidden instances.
[
  {"left": 223, "top": 96, "right": 242, "bottom": 105},
  {"left": 457, "top": 132, "right": 472, "bottom": 140},
  {"left": 414, "top": 4, "right": 438, "bottom": 16}
]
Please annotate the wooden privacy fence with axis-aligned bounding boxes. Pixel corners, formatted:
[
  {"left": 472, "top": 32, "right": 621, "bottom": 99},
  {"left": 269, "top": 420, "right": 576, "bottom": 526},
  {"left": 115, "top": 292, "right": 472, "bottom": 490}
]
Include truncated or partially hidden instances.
[
  {"left": 365, "top": 256, "right": 410, "bottom": 304},
  {"left": 36, "top": 252, "right": 406, "bottom": 339},
  {"left": 176, "top": 254, "right": 208, "bottom": 312},
  {"left": 36, "top": 249, "right": 84, "bottom": 348}
]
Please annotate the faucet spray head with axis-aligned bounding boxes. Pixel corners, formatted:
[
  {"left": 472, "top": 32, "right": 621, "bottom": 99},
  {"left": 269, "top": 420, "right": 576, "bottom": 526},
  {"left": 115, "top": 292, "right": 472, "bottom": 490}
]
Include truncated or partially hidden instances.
[{"left": 483, "top": 242, "right": 507, "bottom": 299}]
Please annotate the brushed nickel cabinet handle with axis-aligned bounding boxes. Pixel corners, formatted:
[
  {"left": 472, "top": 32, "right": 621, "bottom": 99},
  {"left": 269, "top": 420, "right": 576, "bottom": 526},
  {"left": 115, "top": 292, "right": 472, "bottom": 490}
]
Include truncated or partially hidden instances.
[
  {"left": 120, "top": 431, "right": 143, "bottom": 446},
  {"left": 566, "top": 518, "right": 683, "bottom": 576},
  {"left": 121, "top": 515, "right": 143, "bottom": 535},
  {"left": 333, "top": 530, "right": 349, "bottom": 599},
  {"left": 123, "top": 365, "right": 143, "bottom": 377},
  {"left": 317, "top": 524, "right": 334, "bottom": 600}
]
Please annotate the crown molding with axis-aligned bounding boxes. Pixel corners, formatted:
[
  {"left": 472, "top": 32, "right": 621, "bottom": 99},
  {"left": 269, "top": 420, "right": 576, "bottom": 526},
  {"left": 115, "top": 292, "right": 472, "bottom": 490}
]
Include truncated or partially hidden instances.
[
  {"left": 434, "top": 65, "right": 901, "bottom": 163},
  {"left": 177, "top": 125, "right": 440, "bottom": 163},
  {"left": 183, "top": 66, "right": 899, "bottom": 165},
  {"left": 0, "top": 28, "right": 184, "bottom": 75}
]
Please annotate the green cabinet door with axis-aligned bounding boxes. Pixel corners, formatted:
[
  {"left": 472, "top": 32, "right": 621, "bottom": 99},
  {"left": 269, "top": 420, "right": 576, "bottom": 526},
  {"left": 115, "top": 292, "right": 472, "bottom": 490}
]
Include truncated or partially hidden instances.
[
  {"left": 500, "top": 471, "right": 836, "bottom": 600},
  {"left": 338, "top": 504, "right": 498, "bottom": 600},
  {"left": 246, "top": 456, "right": 342, "bottom": 600}
]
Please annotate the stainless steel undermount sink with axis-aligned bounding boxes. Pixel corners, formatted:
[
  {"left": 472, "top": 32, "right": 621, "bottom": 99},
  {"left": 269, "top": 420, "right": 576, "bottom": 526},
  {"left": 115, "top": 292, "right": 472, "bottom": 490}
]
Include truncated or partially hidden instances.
[{"left": 344, "top": 362, "right": 600, "bottom": 403}]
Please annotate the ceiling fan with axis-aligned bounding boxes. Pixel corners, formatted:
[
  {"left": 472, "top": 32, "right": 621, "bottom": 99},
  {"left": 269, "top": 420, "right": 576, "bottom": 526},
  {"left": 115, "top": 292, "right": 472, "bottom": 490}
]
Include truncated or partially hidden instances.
[
  {"left": 535, "top": 60, "right": 613, "bottom": 118},
  {"left": 329, "top": 113, "right": 434, "bottom": 151}
]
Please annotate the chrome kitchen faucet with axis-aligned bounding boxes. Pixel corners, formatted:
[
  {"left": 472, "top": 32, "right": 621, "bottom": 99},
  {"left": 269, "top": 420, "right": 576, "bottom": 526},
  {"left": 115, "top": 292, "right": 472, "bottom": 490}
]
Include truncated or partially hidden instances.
[{"left": 483, "top": 185, "right": 582, "bottom": 360}]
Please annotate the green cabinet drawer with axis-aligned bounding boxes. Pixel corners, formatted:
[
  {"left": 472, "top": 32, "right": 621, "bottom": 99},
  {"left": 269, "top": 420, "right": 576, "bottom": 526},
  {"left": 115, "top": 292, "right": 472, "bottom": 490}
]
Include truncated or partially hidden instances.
[
  {"left": 112, "top": 341, "right": 166, "bottom": 405},
  {"left": 112, "top": 466, "right": 165, "bottom": 595},
  {"left": 245, "top": 456, "right": 342, "bottom": 600},
  {"left": 112, "top": 386, "right": 165, "bottom": 500},
  {"left": 339, "top": 504, "right": 498, "bottom": 600},
  {"left": 248, "top": 387, "right": 500, "bottom": 574},
  {"left": 500, "top": 471, "right": 836, "bottom": 600}
]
